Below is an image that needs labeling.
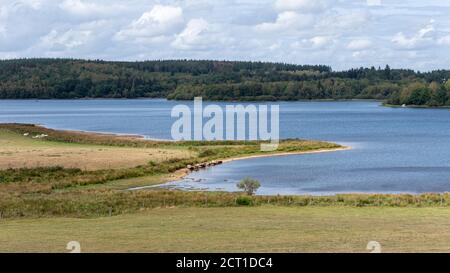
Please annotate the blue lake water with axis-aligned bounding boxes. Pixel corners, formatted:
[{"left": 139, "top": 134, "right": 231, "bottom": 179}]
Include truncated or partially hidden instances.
[{"left": 1, "top": 99, "right": 450, "bottom": 195}]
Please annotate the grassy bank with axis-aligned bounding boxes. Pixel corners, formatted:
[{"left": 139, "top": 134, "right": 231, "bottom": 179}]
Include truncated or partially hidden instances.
[
  {"left": 0, "top": 123, "right": 344, "bottom": 219},
  {"left": 2, "top": 206, "right": 450, "bottom": 253},
  {"left": 1, "top": 124, "right": 450, "bottom": 220},
  {"left": 2, "top": 188, "right": 450, "bottom": 218}
]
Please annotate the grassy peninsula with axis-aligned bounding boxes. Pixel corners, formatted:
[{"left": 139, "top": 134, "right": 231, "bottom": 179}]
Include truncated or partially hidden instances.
[{"left": 0, "top": 123, "right": 344, "bottom": 219}]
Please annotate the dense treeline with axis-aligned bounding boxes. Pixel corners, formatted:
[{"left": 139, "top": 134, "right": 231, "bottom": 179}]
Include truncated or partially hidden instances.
[
  {"left": 386, "top": 81, "right": 450, "bottom": 107},
  {"left": 0, "top": 58, "right": 449, "bottom": 106}
]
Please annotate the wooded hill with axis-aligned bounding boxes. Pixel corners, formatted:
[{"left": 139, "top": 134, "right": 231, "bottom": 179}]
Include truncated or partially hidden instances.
[{"left": 1, "top": 58, "right": 449, "bottom": 106}]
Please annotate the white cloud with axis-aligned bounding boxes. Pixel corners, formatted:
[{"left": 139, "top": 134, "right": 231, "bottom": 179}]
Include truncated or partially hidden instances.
[
  {"left": 59, "top": 0, "right": 124, "bottom": 17},
  {"left": 40, "top": 29, "right": 93, "bottom": 50},
  {"left": 138, "top": 5, "right": 183, "bottom": 26},
  {"left": 0, "top": 1, "right": 58, "bottom": 51},
  {"left": 0, "top": 0, "right": 449, "bottom": 70},
  {"left": 27, "top": 19, "right": 114, "bottom": 58},
  {"left": 274, "top": 0, "right": 328, "bottom": 12},
  {"left": 317, "top": 10, "right": 370, "bottom": 32},
  {"left": 310, "top": 36, "right": 331, "bottom": 48},
  {"left": 347, "top": 39, "right": 372, "bottom": 50},
  {"left": 392, "top": 21, "right": 435, "bottom": 50},
  {"left": 256, "top": 11, "right": 314, "bottom": 32},
  {"left": 115, "top": 5, "right": 183, "bottom": 42},
  {"left": 171, "top": 18, "right": 210, "bottom": 50},
  {"left": 437, "top": 35, "right": 450, "bottom": 45},
  {"left": 292, "top": 36, "right": 332, "bottom": 49}
]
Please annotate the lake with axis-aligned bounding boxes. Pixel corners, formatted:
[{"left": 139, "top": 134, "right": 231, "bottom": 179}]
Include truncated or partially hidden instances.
[{"left": 1, "top": 99, "right": 450, "bottom": 195}]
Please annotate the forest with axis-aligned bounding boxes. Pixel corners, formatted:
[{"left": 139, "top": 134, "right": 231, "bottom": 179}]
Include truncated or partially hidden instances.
[{"left": 0, "top": 58, "right": 449, "bottom": 106}]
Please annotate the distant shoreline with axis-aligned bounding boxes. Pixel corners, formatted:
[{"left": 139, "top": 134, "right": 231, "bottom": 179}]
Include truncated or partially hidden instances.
[
  {"left": 4, "top": 98, "right": 449, "bottom": 109},
  {"left": 0, "top": 97, "right": 384, "bottom": 103},
  {"left": 382, "top": 103, "right": 450, "bottom": 109}
]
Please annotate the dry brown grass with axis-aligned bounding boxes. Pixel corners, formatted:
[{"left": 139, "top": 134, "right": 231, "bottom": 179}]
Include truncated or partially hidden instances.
[{"left": 0, "top": 130, "right": 195, "bottom": 170}]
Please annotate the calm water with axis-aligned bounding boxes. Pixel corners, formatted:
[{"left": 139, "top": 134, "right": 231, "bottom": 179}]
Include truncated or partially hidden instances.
[{"left": 1, "top": 99, "right": 450, "bottom": 195}]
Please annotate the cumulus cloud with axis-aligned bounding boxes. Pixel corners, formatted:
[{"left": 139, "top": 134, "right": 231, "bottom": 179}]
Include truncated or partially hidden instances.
[
  {"left": 392, "top": 21, "right": 435, "bottom": 50},
  {"left": 39, "top": 29, "right": 92, "bottom": 50},
  {"left": 171, "top": 18, "right": 232, "bottom": 51},
  {"left": 347, "top": 39, "right": 372, "bottom": 50},
  {"left": 317, "top": 9, "right": 370, "bottom": 32},
  {"left": 172, "top": 18, "right": 209, "bottom": 49},
  {"left": 115, "top": 5, "right": 183, "bottom": 42},
  {"left": 0, "top": 1, "right": 58, "bottom": 51},
  {"left": 59, "top": 0, "right": 125, "bottom": 18},
  {"left": 292, "top": 36, "right": 333, "bottom": 49},
  {"left": 274, "top": 0, "right": 328, "bottom": 12},
  {"left": 310, "top": 36, "right": 332, "bottom": 48},
  {"left": 0, "top": 0, "right": 449, "bottom": 70},
  {"left": 255, "top": 11, "right": 314, "bottom": 32}
]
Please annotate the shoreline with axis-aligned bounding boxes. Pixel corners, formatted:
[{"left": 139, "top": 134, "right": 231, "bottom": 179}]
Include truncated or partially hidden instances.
[
  {"left": 0, "top": 97, "right": 382, "bottom": 102},
  {"left": 382, "top": 103, "right": 450, "bottom": 109},
  {"left": 152, "top": 146, "right": 352, "bottom": 189},
  {"left": 221, "top": 146, "right": 351, "bottom": 164},
  {"left": 4, "top": 123, "right": 172, "bottom": 142},
  {"left": 2, "top": 123, "right": 351, "bottom": 193}
]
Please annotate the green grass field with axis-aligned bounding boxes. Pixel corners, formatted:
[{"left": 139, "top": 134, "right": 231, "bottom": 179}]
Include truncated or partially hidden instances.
[{"left": 2, "top": 206, "right": 450, "bottom": 253}]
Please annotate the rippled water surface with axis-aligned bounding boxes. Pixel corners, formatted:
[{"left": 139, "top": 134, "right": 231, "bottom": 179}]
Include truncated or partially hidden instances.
[{"left": 1, "top": 99, "right": 450, "bottom": 195}]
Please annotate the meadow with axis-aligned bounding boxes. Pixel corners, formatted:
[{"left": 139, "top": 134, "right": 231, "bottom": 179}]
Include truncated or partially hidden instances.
[
  {"left": 0, "top": 129, "right": 194, "bottom": 170},
  {"left": 2, "top": 206, "right": 450, "bottom": 253},
  {"left": 1, "top": 123, "right": 450, "bottom": 253}
]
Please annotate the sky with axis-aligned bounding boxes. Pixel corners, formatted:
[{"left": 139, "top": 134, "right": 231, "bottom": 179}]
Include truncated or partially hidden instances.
[{"left": 1, "top": 0, "right": 450, "bottom": 71}]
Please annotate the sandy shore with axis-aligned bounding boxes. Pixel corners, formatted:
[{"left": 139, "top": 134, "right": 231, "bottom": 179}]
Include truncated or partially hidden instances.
[{"left": 221, "top": 146, "right": 351, "bottom": 164}]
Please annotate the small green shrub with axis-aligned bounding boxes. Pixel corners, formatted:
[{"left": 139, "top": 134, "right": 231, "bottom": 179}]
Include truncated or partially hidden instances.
[
  {"left": 237, "top": 177, "right": 261, "bottom": 195},
  {"left": 236, "top": 196, "right": 253, "bottom": 206}
]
